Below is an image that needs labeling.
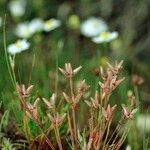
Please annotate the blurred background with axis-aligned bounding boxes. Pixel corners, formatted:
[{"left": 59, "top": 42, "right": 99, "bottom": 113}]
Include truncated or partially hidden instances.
[{"left": 0, "top": 0, "right": 150, "bottom": 149}]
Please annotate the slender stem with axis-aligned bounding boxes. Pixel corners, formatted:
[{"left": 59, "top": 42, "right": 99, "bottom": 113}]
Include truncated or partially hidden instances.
[
  {"left": 19, "top": 94, "right": 55, "bottom": 150},
  {"left": 110, "top": 120, "right": 128, "bottom": 150},
  {"left": 102, "top": 121, "right": 111, "bottom": 150},
  {"left": 54, "top": 127, "right": 63, "bottom": 150},
  {"left": 87, "top": 138, "right": 92, "bottom": 150},
  {"left": 55, "top": 49, "right": 59, "bottom": 95},
  {"left": 106, "top": 117, "right": 124, "bottom": 146},
  {"left": 97, "top": 48, "right": 101, "bottom": 64},
  {"left": 37, "top": 123, "right": 55, "bottom": 150},
  {"left": 69, "top": 77, "right": 77, "bottom": 146},
  {"left": 23, "top": 112, "right": 31, "bottom": 142},
  {"left": 112, "top": 127, "right": 130, "bottom": 150},
  {"left": 52, "top": 105, "right": 63, "bottom": 150},
  {"left": 134, "top": 86, "right": 140, "bottom": 115},
  {"left": 28, "top": 54, "right": 36, "bottom": 84},
  {"left": 96, "top": 121, "right": 108, "bottom": 150},
  {"left": 12, "top": 61, "right": 17, "bottom": 84},
  {"left": 69, "top": 77, "right": 74, "bottom": 100},
  {"left": 3, "top": 16, "right": 16, "bottom": 89},
  {"left": 72, "top": 108, "right": 77, "bottom": 143},
  {"left": 134, "top": 86, "right": 140, "bottom": 105},
  {"left": 56, "top": 127, "right": 63, "bottom": 150},
  {"left": 90, "top": 108, "right": 94, "bottom": 131},
  {"left": 68, "top": 113, "right": 75, "bottom": 150},
  {"left": 110, "top": 126, "right": 121, "bottom": 147}
]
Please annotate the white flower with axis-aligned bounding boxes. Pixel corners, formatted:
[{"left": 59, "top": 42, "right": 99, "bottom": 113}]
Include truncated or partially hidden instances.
[
  {"left": 43, "top": 18, "right": 61, "bottom": 32},
  {"left": 80, "top": 17, "right": 108, "bottom": 37},
  {"left": 15, "top": 22, "right": 34, "bottom": 38},
  {"left": 92, "top": 31, "right": 118, "bottom": 43},
  {"left": 8, "top": 0, "right": 26, "bottom": 17},
  {"left": 15, "top": 18, "right": 44, "bottom": 38},
  {"left": 15, "top": 18, "right": 60, "bottom": 38},
  {"left": 7, "top": 39, "right": 30, "bottom": 55},
  {"left": 29, "top": 18, "right": 44, "bottom": 33}
]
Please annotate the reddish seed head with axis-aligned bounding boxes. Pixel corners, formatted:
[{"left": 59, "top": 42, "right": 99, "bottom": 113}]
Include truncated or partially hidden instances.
[{"left": 59, "top": 63, "right": 82, "bottom": 77}]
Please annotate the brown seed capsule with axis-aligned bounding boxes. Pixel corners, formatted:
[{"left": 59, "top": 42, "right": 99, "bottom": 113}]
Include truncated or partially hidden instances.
[
  {"left": 122, "top": 104, "right": 138, "bottom": 119},
  {"left": 132, "top": 75, "right": 144, "bottom": 86},
  {"left": 102, "top": 104, "right": 117, "bottom": 122}
]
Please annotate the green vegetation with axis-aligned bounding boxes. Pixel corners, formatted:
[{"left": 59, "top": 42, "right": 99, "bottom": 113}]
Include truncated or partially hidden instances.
[{"left": 0, "top": 0, "right": 150, "bottom": 149}]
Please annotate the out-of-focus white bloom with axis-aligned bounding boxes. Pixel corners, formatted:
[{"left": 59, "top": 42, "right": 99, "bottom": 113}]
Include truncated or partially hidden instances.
[
  {"left": 29, "top": 18, "right": 44, "bottom": 33},
  {"left": 80, "top": 17, "right": 108, "bottom": 37},
  {"left": 137, "top": 114, "right": 150, "bottom": 133},
  {"left": 16, "top": 18, "right": 60, "bottom": 38},
  {"left": 15, "top": 22, "right": 34, "bottom": 38},
  {"left": 92, "top": 31, "right": 118, "bottom": 43},
  {"left": 126, "top": 145, "right": 131, "bottom": 150},
  {"left": 7, "top": 39, "right": 30, "bottom": 55},
  {"left": 8, "top": 0, "right": 26, "bottom": 17},
  {"left": 15, "top": 18, "right": 44, "bottom": 38},
  {"left": 43, "top": 18, "right": 61, "bottom": 32}
]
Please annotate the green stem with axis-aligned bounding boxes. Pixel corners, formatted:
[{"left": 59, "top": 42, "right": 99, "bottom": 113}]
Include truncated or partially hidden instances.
[
  {"left": 3, "top": 16, "right": 16, "bottom": 89},
  {"left": 102, "top": 121, "right": 111, "bottom": 150},
  {"left": 54, "top": 127, "right": 63, "bottom": 150},
  {"left": 68, "top": 113, "right": 75, "bottom": 150},
  {"left": 97, "top": 48, "right": 101, "bottom": 65},
  {"left": 134, "top": 86, "right": 140, "bottom": 107}
]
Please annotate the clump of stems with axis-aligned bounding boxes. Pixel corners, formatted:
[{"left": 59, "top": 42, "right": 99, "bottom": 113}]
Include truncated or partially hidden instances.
[{"left": 15, "top": 61, "right": 137, "bottom": 150}]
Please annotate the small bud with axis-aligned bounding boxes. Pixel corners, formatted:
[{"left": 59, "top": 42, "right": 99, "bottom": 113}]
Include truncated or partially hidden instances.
[
  {"left": 16, "top": 84, "right": 34, "bottom": 98},
  {"left": 48, "top": 113, "right": 66, "bottom": 127},
  {"left": 50, "top": 93, "right": 56, "bottom": 105},
  {"left": 65, "top": 63, "right": 72, "bottom": 75},
  {"left": 42, "top": 98, "right": 53, "bottom": 109},
  {"left": 26, "top": 85, "right": 34, "bottom": 95},
  {"left": 73, "top": 66, "right": 82, "bottom": 75},
  {"left": 59, "top": 63, "right": 82, "bottom": 77},
  {"left": 102, "top": 104, "right": 117, "bottom": 122},
  {"left": 26, "top": 98, "right": 39, "bottom": 121},
  {"left": 132, "top": 75, "right": 144, "bottom": 86},
  {"left": 122, "top": 104, "right": 138, "bottom": 119}
]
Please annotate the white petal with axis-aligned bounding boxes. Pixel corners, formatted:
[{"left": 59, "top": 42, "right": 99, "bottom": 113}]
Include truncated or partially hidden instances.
[
  {"left": 43, "top": 18, "right": 61, "bottom": 32},
  {"left": 92, "top": 36, "right": 104, "bottom": 43},
  {"left": 92, "top": 31, "right": 118, "bottom": 44},
  {"left": 29, "top": 18, "right": 44, "bottom": 33},
  {"left": 8, "top": 44, "right": 20, "bottom": 55},
  {"left": 80, "top": 17, "right": 108, "bottom": 37},
  {"left": 8, "top": 0, "right": 26, "bottom": 17},
  {"left": 15, "top": 23, "right": 33, "bottom": 38},
  {"left": 7, "top": 39, "right": 30, "bottom": 55},
  {"left": 109, "top": 31, "right": 118, "bottom": 41}
]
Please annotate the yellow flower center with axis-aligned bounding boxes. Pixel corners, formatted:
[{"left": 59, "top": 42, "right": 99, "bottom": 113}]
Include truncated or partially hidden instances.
[
  {"left": 15, "top": 43, "right": 22, "bottom": 49},
  {"left": 101, "top": 32, "right": 110, "bottom": 39},
  {"left": 24, "top": 28, "right": 31, "bottom": 37},
  {"left": 45, "top": 20, "right": 53, "bottom": 28}
]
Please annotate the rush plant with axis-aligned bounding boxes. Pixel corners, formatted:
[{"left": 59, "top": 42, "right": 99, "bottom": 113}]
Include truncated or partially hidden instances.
[{"left": 13, "top": 61, "right": 137, "bottom": 150}]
